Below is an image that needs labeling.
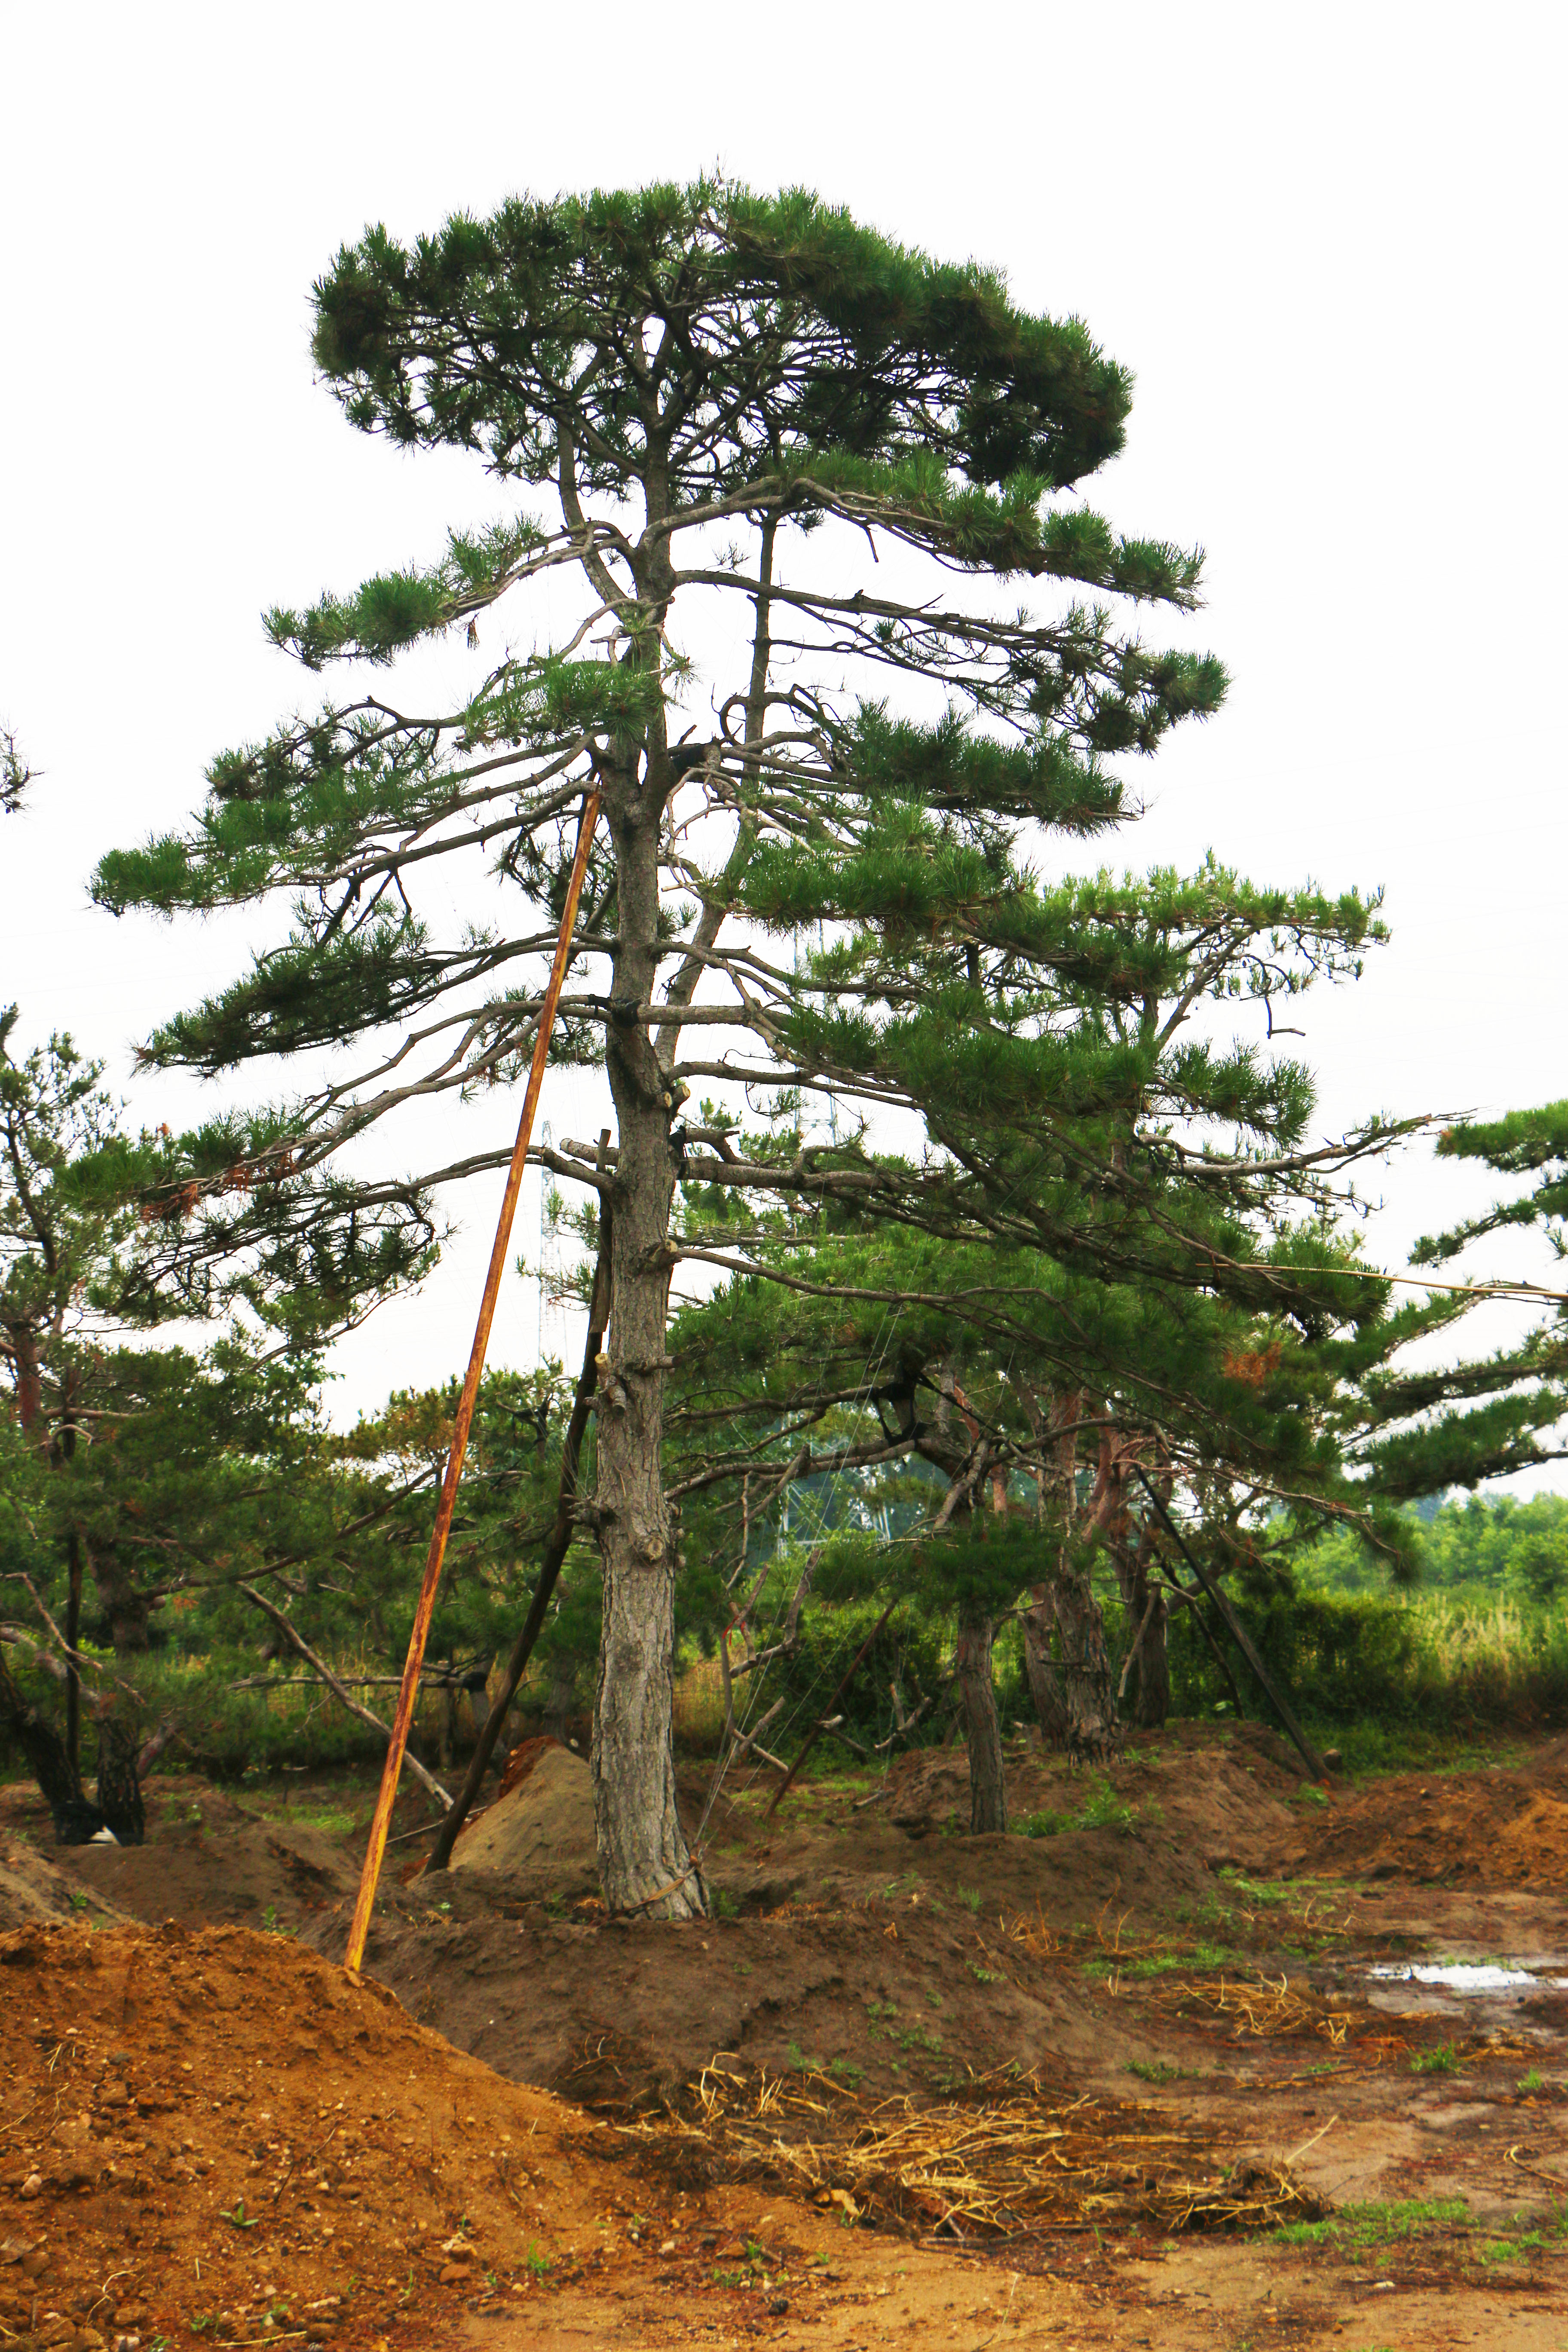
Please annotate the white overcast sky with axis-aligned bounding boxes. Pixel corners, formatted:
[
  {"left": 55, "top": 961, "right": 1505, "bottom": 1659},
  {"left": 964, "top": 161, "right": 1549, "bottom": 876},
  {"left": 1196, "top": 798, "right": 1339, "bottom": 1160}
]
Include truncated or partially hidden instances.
[{"left": 2, "top": 5, "right": 1563, "bottom": 1485}]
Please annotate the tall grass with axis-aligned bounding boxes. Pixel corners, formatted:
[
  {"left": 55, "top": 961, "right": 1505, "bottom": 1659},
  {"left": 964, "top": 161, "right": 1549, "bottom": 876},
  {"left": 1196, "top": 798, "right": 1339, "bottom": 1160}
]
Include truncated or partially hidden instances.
[{"left": 1166, "top": 1584, "right": 1568, "bottom": 1733}]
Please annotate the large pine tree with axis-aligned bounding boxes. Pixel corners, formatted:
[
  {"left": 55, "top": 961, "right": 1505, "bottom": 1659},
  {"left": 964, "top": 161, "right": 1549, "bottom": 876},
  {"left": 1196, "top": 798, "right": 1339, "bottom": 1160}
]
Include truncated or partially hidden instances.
[{"left": 95, "top": 181, "right": 1319, "bottom": 1914}]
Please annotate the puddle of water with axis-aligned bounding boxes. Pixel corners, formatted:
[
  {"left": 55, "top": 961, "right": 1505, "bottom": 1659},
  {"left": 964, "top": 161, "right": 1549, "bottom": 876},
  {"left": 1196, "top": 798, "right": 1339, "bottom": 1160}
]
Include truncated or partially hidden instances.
[
  {"left": 1360, "top": 1957, "right": 1568, "bottom": 2018},
  {"left": 1367, "top": 1961, "right": 1565, "bottom": 1993}
]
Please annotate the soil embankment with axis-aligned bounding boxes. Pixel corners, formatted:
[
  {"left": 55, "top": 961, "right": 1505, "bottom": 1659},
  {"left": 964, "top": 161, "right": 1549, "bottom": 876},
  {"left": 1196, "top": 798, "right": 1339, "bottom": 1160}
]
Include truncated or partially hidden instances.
[{"left": 3, "top": 1728, "right": 1566, "bottom": 2348}]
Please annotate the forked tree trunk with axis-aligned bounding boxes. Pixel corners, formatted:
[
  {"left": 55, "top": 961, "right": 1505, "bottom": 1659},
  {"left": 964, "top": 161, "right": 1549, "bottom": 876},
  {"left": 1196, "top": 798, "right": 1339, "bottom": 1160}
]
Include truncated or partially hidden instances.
[
  {"left": 590, "top": 761, "right": 705, "bottom": 1920},
  {"left": 955, "top": 1612, "right": 1007, "bottom": 1834}
]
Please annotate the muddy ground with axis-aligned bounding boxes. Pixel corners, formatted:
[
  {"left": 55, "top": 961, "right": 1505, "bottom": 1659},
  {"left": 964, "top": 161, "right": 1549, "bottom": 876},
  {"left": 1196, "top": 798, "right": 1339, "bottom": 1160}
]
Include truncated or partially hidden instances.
[{"left": 1, "top": 1722, "right": 1565, "bottom": 2349}]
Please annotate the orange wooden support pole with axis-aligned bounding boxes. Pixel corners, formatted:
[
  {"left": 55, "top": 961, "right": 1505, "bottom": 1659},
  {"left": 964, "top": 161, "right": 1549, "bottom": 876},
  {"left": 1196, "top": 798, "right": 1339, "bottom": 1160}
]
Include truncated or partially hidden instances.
[{"left": 344, "top": 792, "right": 600, "bottom": 1972}]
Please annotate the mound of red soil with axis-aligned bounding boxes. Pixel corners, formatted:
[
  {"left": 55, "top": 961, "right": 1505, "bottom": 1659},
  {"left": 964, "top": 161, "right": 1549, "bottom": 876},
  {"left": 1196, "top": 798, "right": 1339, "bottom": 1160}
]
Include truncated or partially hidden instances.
[
  {"left": 0, "top": 1920, "right": 677, "bottom": 2351},
  {"left": 1267, "top": 1743, "right": 1568, "bottom": 1888}
]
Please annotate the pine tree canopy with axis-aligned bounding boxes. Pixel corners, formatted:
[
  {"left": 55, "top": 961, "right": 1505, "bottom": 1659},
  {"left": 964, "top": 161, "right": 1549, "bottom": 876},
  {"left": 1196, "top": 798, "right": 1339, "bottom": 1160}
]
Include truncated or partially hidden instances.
[{"left": 89, "top": 176, "right": 1277, "bottom": 1356}]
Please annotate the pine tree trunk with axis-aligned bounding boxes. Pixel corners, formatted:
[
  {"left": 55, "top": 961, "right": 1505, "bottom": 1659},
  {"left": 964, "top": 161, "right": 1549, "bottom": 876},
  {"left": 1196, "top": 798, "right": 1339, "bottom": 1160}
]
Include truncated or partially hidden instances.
[
  {"left": 65, "top": 1527, "right": 83, "bottom": 1771},
  {"left": 1050, "top": 1565, "right": 1120, "bottom": 1762},
  {"left": 88, "top": 1541, "right": 156, "bottom": 1654},
  {"left": 589, "top": 759, "right": 705, "bottom": 1921},
  {"left": 1133, "top": 1592, "right": 1170, "bottom": 1727},
  {"left": 1021, "top": 1586, "right": 1072, "bottom": 1748},
  {"left": 955, "top": 1612, "right": 1007, "bottom": 1833}
]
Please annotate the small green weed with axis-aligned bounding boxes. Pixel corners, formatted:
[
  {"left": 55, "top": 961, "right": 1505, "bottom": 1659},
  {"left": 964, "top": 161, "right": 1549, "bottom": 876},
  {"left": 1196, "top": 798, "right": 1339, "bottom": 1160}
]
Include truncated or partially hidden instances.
[
  {"left": 898, "top": 2025, "right": 943, "bottom": 2055},
  {"left": 1216, "top": 1871, "right": 1293, "bottom": 1905},
  {"left": 525, "top": 2244, "right": 551, "bottom": 2278},
  {"left": 827, "top": 2056, "right": 864, "bottom": 2090},
  {"left": 713, "top": 1887, "right": 742, "bottom": 1920},
  {"left": 968, "top": 1961, "right": 1000, "bottom": 1984},
  {"left": 955, "top": 1886, "right": 983, "bottom": 1913},
  {"left": 1273, "top": 2196, "right": 1470, "bottom": 2248},
  {"left": 1125, "top": 2061, "right": 1194, "bottom": 2083},
  {"left": 1517, "top": 2068, "right": 1546, "bottom": 2092},
  {"left": 1078, "top": 1786, "right": 1138, "bottom": 1835},
  {"left": 1411, "top": 2045, "right": 1461, "bottom": 2076}
]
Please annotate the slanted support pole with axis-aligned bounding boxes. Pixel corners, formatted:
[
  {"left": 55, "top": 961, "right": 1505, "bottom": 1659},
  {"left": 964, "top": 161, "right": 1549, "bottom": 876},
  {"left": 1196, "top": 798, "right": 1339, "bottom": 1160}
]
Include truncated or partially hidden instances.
[{"left": 344, "top": 793, "right": 600, "bottom": 1972}]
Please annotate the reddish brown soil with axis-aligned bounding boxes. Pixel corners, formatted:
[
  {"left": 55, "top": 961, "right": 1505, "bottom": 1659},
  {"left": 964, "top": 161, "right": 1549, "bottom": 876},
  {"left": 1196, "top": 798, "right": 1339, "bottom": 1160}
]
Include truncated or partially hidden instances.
[
  {"left": 3, "top": 1729, "right": 1567, "bottom": 2348},
  {"left": 0, "top": 1918, "right": 701, "bottom": 2351},
  {"left": 1265, "top": 1739, "right": 1568, "bottom": 1889}
]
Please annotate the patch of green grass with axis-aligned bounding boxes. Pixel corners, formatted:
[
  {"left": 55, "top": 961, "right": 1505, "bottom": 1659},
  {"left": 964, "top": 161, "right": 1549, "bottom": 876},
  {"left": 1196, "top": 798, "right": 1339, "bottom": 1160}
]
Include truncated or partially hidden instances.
[
  {"left": 524, "top": 2243, "right": 549, "bottom": 2278},
  {"left": 1478, "top": 2206, "right": 1568, "bottom": 2265},
  {"left": 1125, "top": 2061, "right": 1196, "bottom": 2084},
  {"left": 712, "top": 1887, "right": 742, "bottom": 1920},
  {"left": 1216, "top": 1872, "right": 1293, "bottom": 1906},
  {"left": 955, "top": 1886, "right": 983, "bottom": 1913},
  {"left": 1518, "top": 2068, "right": 1546, "bottom": 2092},
  {"left": 1273, "top": 2195, "right": 1471, "bottom": 2248},
  {"left": 826, "top": 2056, "right": 864, "bottom": 2090},
  {"left": 1084, "top": 1941, "right": 1239, "bottom": 1981},
  {"left": 1410, "top": 2044, "right": 1461, "bottom": 2076},
  {"left": 967, "top": 1961, "right": 1000, "bottom": 1985},
  {"left": 1019, "top": 1776, "right": 1142, "bottom": 1841},
  {"left": 1292, "top": 1785, "right": 1329, "bottom": 1807}
]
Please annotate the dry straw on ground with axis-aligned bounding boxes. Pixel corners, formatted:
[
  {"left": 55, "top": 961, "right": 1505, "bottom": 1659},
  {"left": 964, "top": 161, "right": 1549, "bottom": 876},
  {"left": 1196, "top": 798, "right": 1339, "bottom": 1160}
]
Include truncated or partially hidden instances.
[{"left": 607, "top": 2062, "right": 1329, "bottom": 2241}]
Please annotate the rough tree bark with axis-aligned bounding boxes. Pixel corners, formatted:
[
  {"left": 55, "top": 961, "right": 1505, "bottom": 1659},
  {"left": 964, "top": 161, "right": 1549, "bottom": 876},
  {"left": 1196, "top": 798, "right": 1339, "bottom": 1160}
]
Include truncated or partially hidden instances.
[
  {"left": 931, "top": 1372, "right": 1011, "bottom": 1830},
  {"left": 584, "top": 501, "right": 782, "bottom": 1920},
  {"left": 1021, "top": 1599, "right": 1072, "bottom": 1746},
  {"left": 954, "top": 1611, "right": 1007, "bottom": 1833},
  {"left": 588, "top": 714, "right": 705, "bottom": 1918}
]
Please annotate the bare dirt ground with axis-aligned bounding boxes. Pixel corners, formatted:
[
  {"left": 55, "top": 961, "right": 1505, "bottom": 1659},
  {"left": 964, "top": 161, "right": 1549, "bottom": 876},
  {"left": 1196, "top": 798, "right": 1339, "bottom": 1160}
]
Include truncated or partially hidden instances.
[{"left": 1, "top": 1722, "right": 1565, "bottom": 2350}]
